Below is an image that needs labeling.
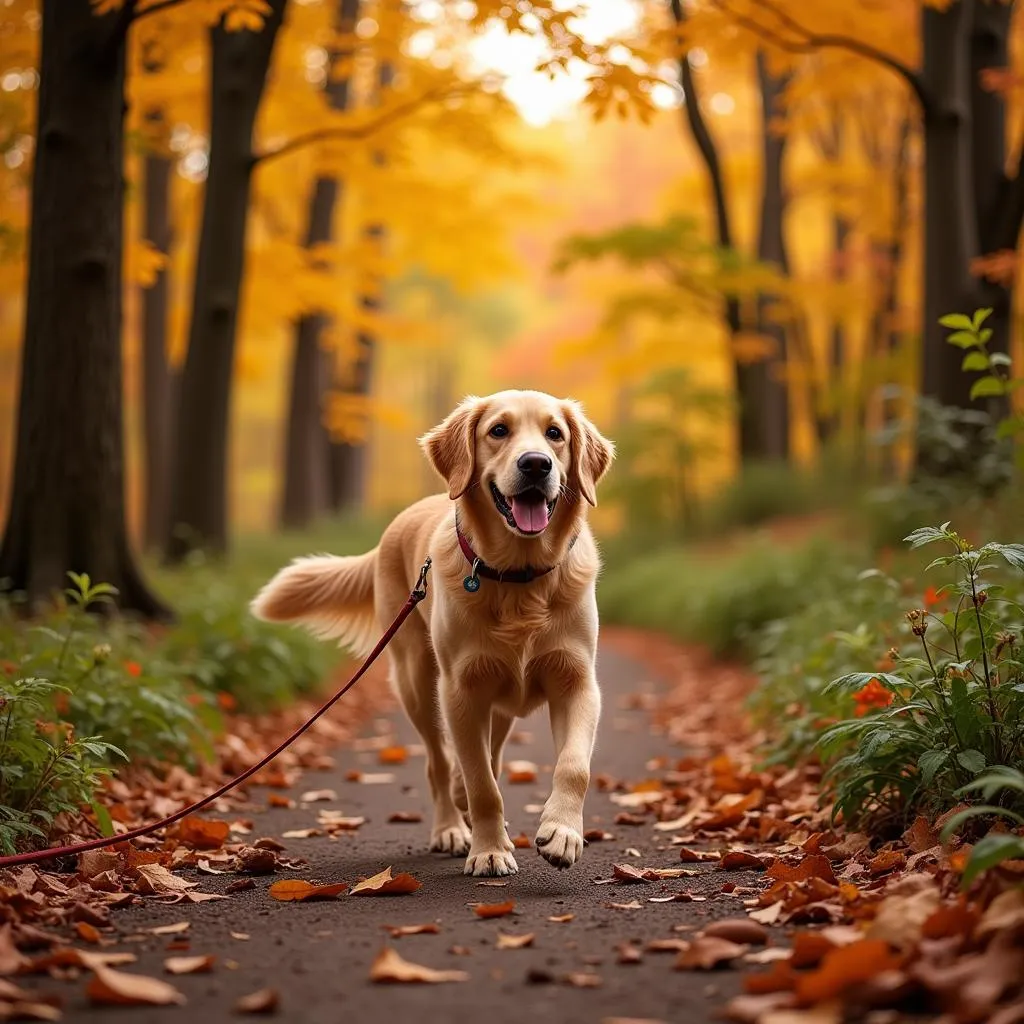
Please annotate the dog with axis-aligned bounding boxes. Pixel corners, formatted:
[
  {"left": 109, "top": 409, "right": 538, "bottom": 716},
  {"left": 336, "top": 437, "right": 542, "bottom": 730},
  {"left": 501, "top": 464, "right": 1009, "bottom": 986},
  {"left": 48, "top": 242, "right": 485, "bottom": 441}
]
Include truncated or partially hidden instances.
[{"left": 251, "top": 390, "right": 614, "bottom": 877}]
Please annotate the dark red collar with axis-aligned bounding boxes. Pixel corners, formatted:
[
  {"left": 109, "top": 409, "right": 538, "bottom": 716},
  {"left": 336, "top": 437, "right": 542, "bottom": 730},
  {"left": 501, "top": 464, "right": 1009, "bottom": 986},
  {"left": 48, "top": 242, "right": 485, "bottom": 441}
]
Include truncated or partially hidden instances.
[{"left": 455, "top": 521, "right": 576, "bottom": 591}]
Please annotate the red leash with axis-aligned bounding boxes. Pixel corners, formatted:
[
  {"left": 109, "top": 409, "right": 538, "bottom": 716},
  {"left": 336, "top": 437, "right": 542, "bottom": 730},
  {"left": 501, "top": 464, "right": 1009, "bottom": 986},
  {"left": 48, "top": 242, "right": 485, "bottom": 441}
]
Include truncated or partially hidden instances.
[{"left": 0, "top": 557, "right": 432, "bottom": 870}]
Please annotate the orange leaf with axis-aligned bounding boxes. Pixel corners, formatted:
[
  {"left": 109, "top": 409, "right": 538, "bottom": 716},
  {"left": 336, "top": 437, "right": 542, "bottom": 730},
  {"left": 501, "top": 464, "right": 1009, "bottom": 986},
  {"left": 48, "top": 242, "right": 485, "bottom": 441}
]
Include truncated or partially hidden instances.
[
  {"left": 743, "top": 959, "right": 797, "bottom": 994},
  {"left": 173, "top": 816, "right": 230, "bottom": 851},
  {"left": 506, "top": 760, "right": 538, "bottom": 784},
  {"left": 720, "top": 851, "right": 767, "bottom": 871},
  {"left": 794, "top": 940, "right": 901, "bottom": 1005},
  {"left": 922, "top": 899, "right": 979, "bottom": 940},
  {"left": 268, "top": 879, "right": 348, "bottom": 902},
  {"left": 472, "top": 901, "right": 515, "bottom": 919},
  {"left": 766, "top": 855, "right": 837, "bottom": 886},
  {"left": 496, "top": 932, "right": 534, "bottom": 949},
  {"left": 349, "top": 867, "right": 422, "bottom": 896},
  {"left": 369, "top": 947, "right": 468, "bottom": 984},
  {"left": 75, "top": 922, "right": 103, "bottom": 945},
  {"left": 86, "top": 965, "right": 186, "bottom": 1006},
  {"left": 511, "top": 833, "right": 532, "bottom": 849},
  {"left": 868, "top": 850, "right": 906, "bottom": 877},
  {"left": 378, "top": 746, "right": 408, "bottom": 765}
]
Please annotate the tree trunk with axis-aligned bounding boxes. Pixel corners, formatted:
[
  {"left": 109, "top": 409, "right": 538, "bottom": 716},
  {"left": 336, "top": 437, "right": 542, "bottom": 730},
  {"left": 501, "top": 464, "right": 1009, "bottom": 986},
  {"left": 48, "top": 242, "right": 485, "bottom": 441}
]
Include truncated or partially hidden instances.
[
  {"left": 754, "top": 51, "right": 791, "bottom": 461},
  {"left": 0, "top": 0, "right": 170, "bottom": 618},
  {"left": 920, "top": 0, "right": 978, "bottom": 411},
  {"left": 669, "top": 0, "right": 763, "bottom": 462},
  {"left": 165, "top": 2, "right": 286, "bottom": 563},
  {"left": 326, "top": 62, "right": 392, "bottom": 515},
  {"left": 822, "top": 214, "right": 850, "bottom": 444},
  {"left": 141, "top": 148, "right": 175, "bottom": 551}
]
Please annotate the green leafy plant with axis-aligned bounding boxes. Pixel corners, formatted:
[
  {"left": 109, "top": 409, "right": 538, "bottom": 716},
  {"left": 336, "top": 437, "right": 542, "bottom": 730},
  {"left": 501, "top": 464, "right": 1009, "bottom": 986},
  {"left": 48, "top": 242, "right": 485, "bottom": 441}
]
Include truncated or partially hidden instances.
[
  {"left": 938, "top": 767, "right": 1024, "bottom": 887},
  {"left": 817, "top": 524, "right": 1024, "bottom": 830},
  {"left": 0, "top": 674, "right": 124, "bottom": 855}
]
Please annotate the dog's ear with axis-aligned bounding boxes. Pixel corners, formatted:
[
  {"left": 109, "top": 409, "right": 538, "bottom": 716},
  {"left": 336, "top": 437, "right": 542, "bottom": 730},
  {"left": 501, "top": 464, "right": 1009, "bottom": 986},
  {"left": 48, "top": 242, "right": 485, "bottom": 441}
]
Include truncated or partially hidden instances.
[
  {"left": 419, "top": 396, "right": 487, "bottom": 500},
  {"left": 562, "top": 400, "right": 615, "bottom": 507}
]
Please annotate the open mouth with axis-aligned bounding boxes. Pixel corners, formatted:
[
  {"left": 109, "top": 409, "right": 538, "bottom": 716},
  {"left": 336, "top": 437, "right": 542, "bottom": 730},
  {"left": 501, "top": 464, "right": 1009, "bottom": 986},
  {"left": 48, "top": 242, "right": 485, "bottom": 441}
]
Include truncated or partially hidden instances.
[{"left": 490, "top": 483, "right": 557, "bottom": 535}]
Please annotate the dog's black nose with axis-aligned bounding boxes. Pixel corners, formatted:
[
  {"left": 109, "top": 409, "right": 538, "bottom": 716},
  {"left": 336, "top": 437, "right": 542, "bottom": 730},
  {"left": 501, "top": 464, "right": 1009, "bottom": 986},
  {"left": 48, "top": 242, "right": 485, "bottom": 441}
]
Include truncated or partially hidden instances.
[{"left": 517, "top": 451, "right": 552, "bottom": 481}]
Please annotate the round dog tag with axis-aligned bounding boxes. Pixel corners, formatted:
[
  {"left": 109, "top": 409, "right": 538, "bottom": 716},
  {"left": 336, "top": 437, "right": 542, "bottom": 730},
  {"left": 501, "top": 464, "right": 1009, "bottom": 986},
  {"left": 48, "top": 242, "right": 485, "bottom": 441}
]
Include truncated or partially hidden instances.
[{"left": 463, "top": 575, "right": 480, "bottom": 593}]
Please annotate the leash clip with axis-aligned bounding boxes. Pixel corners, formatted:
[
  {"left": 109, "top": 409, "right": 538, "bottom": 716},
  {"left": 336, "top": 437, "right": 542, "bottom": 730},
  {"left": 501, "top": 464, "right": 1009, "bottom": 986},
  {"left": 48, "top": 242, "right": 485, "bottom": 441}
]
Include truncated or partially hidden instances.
[
  {"left": 412, "top": 556, "right": 432, "bottom": 601},
  {"left": 463, "top": 558, "right": 482, "bottom": 593}
]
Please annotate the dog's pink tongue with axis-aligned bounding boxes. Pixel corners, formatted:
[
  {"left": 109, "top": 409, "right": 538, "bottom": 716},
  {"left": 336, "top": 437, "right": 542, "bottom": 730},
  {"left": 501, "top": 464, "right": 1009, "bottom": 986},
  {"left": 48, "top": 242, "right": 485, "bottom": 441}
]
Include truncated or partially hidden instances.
[{"left": 511, "top": 494, "right": 549, "bottom": 533}]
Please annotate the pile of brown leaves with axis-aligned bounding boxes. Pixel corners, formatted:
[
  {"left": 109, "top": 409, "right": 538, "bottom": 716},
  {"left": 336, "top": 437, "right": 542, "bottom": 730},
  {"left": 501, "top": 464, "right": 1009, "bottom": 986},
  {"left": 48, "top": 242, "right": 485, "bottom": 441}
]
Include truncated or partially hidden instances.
[{"left": 603, "top": 627, "right": 1024, "bottom": 1024}]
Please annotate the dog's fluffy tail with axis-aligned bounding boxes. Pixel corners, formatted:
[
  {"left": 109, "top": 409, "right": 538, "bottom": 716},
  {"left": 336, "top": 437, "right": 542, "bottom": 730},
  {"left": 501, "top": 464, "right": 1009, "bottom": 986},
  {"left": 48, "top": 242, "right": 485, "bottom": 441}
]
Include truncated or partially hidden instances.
[{"left": 250, "top": 549, "right": 379, "bottom": 658}]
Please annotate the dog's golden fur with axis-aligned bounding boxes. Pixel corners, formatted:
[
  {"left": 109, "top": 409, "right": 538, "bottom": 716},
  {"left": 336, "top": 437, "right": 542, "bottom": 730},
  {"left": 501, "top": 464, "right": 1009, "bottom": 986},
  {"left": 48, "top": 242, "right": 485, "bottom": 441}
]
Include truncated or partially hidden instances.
[{"left": 251, "top": 390, "right": 614, "bottom": 876}]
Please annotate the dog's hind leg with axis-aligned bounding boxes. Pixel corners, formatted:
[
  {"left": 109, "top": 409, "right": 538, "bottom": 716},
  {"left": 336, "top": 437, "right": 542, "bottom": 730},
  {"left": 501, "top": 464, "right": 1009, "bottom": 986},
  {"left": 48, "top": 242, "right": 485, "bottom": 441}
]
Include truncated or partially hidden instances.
[{"left": 388, "top": 644, "right": 470, "bottom": 857}]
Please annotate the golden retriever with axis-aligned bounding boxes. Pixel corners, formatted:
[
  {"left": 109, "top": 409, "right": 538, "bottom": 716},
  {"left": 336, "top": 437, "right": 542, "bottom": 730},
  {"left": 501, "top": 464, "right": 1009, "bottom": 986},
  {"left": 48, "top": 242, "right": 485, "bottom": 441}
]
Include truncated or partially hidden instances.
[{"left": 250, "top": 390, "right": 614, "bottom": 877}]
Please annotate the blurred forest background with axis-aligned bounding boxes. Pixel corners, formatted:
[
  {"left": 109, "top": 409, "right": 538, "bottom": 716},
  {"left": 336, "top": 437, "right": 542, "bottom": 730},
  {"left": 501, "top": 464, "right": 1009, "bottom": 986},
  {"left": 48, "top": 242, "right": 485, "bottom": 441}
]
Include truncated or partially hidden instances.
[{"left": 0, "top": 0, "right": 1022, "bottom": 614}]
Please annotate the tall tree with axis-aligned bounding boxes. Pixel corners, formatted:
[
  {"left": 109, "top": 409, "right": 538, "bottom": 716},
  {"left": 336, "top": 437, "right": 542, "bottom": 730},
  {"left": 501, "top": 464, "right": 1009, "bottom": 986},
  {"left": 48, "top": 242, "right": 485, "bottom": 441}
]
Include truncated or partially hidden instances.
[
  {"left": 0, "top": 0, "right": 169, "bottom": 617},
  {"left": 165, "top": 2, "right": 287, "bottom": 563},
  {"left": 280, "top": 0, "right": 360, "bottom": 531}
]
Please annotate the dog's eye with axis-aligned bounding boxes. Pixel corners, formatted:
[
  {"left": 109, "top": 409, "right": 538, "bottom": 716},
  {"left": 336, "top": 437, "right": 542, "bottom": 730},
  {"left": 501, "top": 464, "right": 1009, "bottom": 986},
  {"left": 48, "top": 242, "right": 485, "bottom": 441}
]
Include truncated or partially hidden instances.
[
  {"left": 545, "top": 426, "right": 563, "bottom": 441},
  {"left": 489, "top": 423, "right": 509, "bottom": 438}
]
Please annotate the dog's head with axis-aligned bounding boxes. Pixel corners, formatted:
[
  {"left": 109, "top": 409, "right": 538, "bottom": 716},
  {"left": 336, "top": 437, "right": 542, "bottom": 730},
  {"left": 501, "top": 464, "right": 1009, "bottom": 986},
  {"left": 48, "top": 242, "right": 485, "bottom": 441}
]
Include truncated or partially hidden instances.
[{"left": 419, "top": 390, "right": 614, "bottom": 541}]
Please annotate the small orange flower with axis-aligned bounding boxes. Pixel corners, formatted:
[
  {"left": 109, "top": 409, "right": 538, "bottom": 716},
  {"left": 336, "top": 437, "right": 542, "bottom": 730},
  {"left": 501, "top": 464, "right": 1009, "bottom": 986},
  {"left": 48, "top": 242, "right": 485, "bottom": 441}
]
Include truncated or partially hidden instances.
[
  {"left": 186, "top": 693, "right": 204, "bottom": 707},
  {"left": 852, "top": 678, "right": 894, "bottom": 717},
  {"left": 124, "top": 661, "right": 142, "bottom": 677},
  {"left": 2, "top": 660, "right": 17, "bottom": 675},
  {"left": 923, "top": 585, "right": 944, "bottom": 610},
  {"left": 54, "top": 693, "right": 70, "bottom": 715},
  {"left": 216, "top": 691, "right": 237, "bottom": 712}
]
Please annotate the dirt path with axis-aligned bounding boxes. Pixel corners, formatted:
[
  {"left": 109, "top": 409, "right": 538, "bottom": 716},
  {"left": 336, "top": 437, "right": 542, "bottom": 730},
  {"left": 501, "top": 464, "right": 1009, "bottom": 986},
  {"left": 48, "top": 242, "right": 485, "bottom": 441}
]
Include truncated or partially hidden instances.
[{"left": 37, "top": 638, "right": 766, "bottom": 1023}]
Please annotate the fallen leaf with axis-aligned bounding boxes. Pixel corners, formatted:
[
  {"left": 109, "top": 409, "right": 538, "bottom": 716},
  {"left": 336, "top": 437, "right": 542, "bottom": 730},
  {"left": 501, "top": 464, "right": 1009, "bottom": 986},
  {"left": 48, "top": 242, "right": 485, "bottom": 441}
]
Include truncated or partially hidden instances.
[
  {"left": 548, "top": 914, "right": 574, "bottom": 923},
  {"left": 78, "top": 851, "right": 120, "bottom": 880},
  {"left": 378, "top": 745, "right": 408, "bottom": 764},
  {"left": 614, "top": 812, "right": 648, "bottom": 827},
  {"left": 0, "top": 925, "right": 28, "bottom": 975},
  {"left": 794, "top": 940, "right": 901, "bottom": 1005},
  {"left": 472, "top": 901, "right": 515, "bottom": 919},
  {"left": 231, "top": 932, "right": 251, "bottom": 941},
  {"left": 617, "top": 943, "right": 643, "bottom": 964},
  {"left": 134, "top": 864, "right": 198, "bottom": 896},
  {"left": 749, "top": 904, "right": 785, "bottom": 926},
  {"left": 226, "top": 878, "right": 257, "bottom": 894},
  {"left": 299, "top": 789, "right": 337, "bottom": 803},
  {"left": 173, "top": 816, "right": 230, "bottom": 850},
  {"left": 280, "top": 829, "right": 322, "bottom": 840},
  {"left": 267, "top": 795, "right": 294, "bottom": 809},
  {"left": 645, "top": 939, "right": 690, "bottom": 953},
  {"left": 477, "top": 880, "right": 508, "bottom": 887},
  {"left": 346, "top": 772, "right": 395, "bottom": 785},
  {"left": 721, "top": 993, "right": 797, "bottom": 1023},
  {"left": 511, "top": 833, "right": 532, "bottom": 849},
  {"left": 648, "top": 893, "right": 704, "bottom": 903},
  {"left": 867, "top": 850, "right": 906, "bottom": 876},
  {"left": 317, "top": 813, "right": 365, "bottom": 831},
  {"left": 234, "top": 987, "right": 279, "bottom": 1014},
  {"left": 703, "top": 920, "right": 769, "bottom": 945},
  {"left": 386, "top": 924, "right": 440, "bottom": 938},
  {"left": 507, "top": 761, "right": 538, "bottom": 784},
  {"left": 675, "top": 936, "right": 748, "bottom": 970},
  {"left": 496, "top": 933, "right": 534, "bottom": 949},
  {"left": 583, "top": 829, "right": 614, "bottom": 842},
  {"left": 720, "top": 851, "right": 767, "bottom": 871},
  {"left": 268, "top": 880, "right": 348, "bottom": 902},
  {"left": 563, "top": 972, "right": 602, "bottom": 988},
  {"left": 612, "top": 863, "right": 650, "bottom": 884},
  {"left": 24, "top": 949, "right": 137, "bottom": 974},
  {"left": 349, "top": 867, "right": 422, "bottom": 896},
  {"left": 867, "top": 885, "right": 940, "bottom": 950},
  {"left": 86, "top": 966, "right": 186, "bottom": 1006},
  {"left": 149, "top": 922, "right": 189, "bottom": 936},
  {"left": 976, "top": 887, "right": 1024, "bottom": 939},
  {"left": 744, "top": 948, "right": 793, "bottom": 965},
  {"left": 74, "top": 922, "right": 102, "bottom": 945},
  {"left": 369, "top": 947, "right": 468, "bottom": 984},
  {"left": 605, "top": 901, "right": 642, "bottom": 910},
  {"left": 235, "top": 846, "right": 280, "bottom": 875},
  {"left": 164, "top": 956, "right": 215, "bottom": 975},
  {"left": 387, "top": 812, "right": 423, "bottom": 824},
  {"left": 765, "top": 856, "right": 837, "bottom": 886}
]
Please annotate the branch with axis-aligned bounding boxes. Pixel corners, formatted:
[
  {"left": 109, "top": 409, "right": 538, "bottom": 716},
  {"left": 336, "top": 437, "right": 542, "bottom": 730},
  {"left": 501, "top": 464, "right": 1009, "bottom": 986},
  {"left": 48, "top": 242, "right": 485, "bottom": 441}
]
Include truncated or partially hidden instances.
[
  {"left": 251, "top": 86, "right": 466, "bottom": 167},
  {"left": 710, "top": 0, "right": 932, "bottom": 114}
]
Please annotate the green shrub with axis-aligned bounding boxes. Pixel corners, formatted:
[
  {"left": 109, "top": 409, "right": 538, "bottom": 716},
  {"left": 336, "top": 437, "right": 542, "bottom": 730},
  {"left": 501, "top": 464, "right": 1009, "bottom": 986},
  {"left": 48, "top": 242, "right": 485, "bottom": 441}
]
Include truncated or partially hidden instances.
[
  {"left": 816, "top": 524, "right": 1024, "bottom": 832},
  {"left": 0, "top": 674, "right": 124, "bottom": 855},
  {"left": 600, "top": 532, "right": 856, "bottom": 658}
]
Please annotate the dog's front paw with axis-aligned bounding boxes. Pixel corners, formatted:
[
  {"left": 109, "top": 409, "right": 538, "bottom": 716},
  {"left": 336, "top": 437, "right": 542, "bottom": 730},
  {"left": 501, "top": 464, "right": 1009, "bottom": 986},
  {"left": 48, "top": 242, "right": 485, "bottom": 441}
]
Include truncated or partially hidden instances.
[
  {"left": 535, "top": 821, "right": 584, "bottom": 870},
  {"left": 430, "top": 822, "right": 471, "bottom": 857},
  {"left": 463, "top": 847, "right": 519, "bottom": 877}
]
